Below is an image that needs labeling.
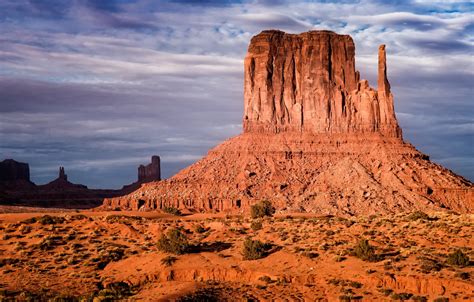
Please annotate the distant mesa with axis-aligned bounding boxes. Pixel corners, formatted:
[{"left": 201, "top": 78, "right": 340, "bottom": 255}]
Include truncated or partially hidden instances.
[
  {"left": 0, "top": 156, "right": 162, "bottom": 209},
  {"left": 0, "top": 159, "right": 32, "bottom": 183},
  {"left": 104, "top": 30, "right": 473, "bottom": 215}
]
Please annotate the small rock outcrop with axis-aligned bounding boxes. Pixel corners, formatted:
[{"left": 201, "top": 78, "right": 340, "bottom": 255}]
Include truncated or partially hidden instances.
[{"left": 103, "top": 30, "right": 473, "bottom": 215}]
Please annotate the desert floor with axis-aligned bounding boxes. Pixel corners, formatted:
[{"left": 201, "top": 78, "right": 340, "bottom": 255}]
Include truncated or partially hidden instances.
[{"left": 0, "top": 207, "right": 473, "bottom": 301}]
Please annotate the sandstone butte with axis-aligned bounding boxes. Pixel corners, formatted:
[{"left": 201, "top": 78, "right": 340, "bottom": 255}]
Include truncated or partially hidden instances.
[{"left": 103, "top": 30, "right": 473, "bottom": 216}]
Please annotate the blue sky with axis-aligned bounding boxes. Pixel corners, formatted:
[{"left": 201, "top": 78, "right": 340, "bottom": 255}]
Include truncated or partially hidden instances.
[{"left": 0, "top": 0, "right": 473, "bottom": 188}]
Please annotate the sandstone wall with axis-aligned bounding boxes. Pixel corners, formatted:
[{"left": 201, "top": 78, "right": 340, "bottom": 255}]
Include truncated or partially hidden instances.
[
  {"left": 138, "top": 156, "right": 161, "bottom": 183},
  {"left": 243, "top": 30, "right": 401, "bottom": 138}
]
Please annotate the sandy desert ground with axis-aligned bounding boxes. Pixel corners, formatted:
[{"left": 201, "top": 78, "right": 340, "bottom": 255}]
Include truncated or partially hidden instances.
[{"left": 0, "top": 207, "right": 473, "bottom": 301}]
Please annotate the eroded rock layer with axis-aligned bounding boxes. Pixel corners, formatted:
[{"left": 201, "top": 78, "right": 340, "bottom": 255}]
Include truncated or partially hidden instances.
[
  {"left": 103, "top": 30, "right": 473, "bottom": 215},
  {"left": 103, "top": 132, "right": 473, "bottom": 215}
]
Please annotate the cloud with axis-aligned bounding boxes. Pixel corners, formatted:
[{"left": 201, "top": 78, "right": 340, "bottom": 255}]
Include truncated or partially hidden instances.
[{"left": 0, "top": 0, "right": 472, "bottom": 187}]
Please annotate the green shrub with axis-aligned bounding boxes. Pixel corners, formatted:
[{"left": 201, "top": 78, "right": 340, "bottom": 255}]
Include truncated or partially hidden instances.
[
  {"left": 21, "top": 215, "right": 65, "bottom": 225},
  {"left": 446, "top": 249, "right": 470, "bottom": 267},
  {"left": 407, "top": 211, "right": 429, "bottom": 221},
  {"left": 242, "top": 238, "right": 271, "bottom": 260},
  {"left": 161, "top": 256, "right": 177, "bottom": 267},
  {"left": 390, "top": 292, "right": 413, "bottom": 300},
  {"left": 163, "top": 206, "right": 182, "bottom": 216},
  {"left": 352, "top": 239, "right": 379, "bottom": 262},
  {"left": 157, "top": 228, "right": 190, "bottom": 255},
  {"left": 411, "top": 296, "right": 428, "bottom": 302},
  {"left": 193, "top": 225, "right": 207, "bottom": 234},
  {"left": 250, "top": 200, "right": 275, "bottom": 219},
  {"left": 455, "top": 271, "right": 470, "bottom": 280},
  {"left": 250, "top": 221, "right": 263, "bottom": 231}
]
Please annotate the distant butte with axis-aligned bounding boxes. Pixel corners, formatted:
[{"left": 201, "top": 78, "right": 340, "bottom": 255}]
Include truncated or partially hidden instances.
[{"left": 103, "top": 30, "right": 473, "bottom": 215}]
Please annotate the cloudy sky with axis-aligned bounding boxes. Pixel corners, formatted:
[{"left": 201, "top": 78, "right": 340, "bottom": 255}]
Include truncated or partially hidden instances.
[{"left": 0, "top": 0, "right": 472, "bottom": 188}]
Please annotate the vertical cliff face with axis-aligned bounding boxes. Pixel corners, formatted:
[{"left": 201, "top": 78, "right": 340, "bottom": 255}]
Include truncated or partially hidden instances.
[
  {"left": 0, "top": 159, "right": 30, "bottom": 182},
  {"left": 138, "top": 156, "right": 161, "bottom": 183},
  {"left": 243, "top": 30, "right": 401, "bottom": 138}
]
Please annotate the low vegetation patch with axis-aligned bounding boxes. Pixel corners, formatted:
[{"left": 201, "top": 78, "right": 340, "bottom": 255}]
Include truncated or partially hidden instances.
[
  {"left": 352, "top": 239, "right": 381, "bottom": 262},
  {"left": 250, "top": 200, "right": 275, "bottom": 219},
  {"left": 407, "top": 211, "right": 429, "bottom": 221},
  {"left": 250, "top": 221, "right": 263, "bottom": 231},
  {"left": 242, "top": 238, "right": 272, "bottom": 260},
  {"left": 446, "top": 249, "right": 470, "bottom": 267},
  {"left": 22, "top": 215, "right": 65, "bottom": 225},
  {"left": 161, "top": 256, "right": 178, "bottom": 267},
  {"left": 163, "top": 206, "right": 182, "bottom": 216},
  {"left": 157, "top": 228, "right": 191, "bottom": 255}
]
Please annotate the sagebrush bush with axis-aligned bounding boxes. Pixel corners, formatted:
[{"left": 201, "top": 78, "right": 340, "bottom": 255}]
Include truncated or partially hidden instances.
[
  {"left": 447, "top": 249, "right": 470, "bottom": 267},
  {"left": 250, "top": 221, "right": 263, "bottom": 231},
  {"left": 407, "top": 211, "right": 429, "bottom": 221},
  {"left": 163, "top": 206, "right": 182, "bottom": 216},
  {"left": 157, "top": 228, "right": 190, "bottom": 255},
  {"left": 193, "top": 225, "right": 207, "bottom": 234},
  {"left": 161, "top": 256, "right": 177, "bottom": 267},
  {"left": 250, "top": 200, "right": 275, "bottom": 219},
  {"left": 242, "top": 238, "right": 270, "bottom": 260},
  {"left": 352, "top": 239, "right": 379, "bottom": 262},
  {"left": 22, "top": 215, "right": 65, "bottom": 225}
]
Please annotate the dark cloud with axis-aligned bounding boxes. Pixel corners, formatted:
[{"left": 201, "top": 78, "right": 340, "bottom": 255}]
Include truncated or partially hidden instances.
[
  {"left": 405, "top": 38, "right": 472, "bottom": 52},
  {"left": 0, "top": 0, "right": 472, "bottom": 187}
]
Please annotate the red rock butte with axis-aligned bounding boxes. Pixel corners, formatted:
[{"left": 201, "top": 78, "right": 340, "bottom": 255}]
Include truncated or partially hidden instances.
[{"left": 103, "top": 30, "right": 473, "bottom": 215}]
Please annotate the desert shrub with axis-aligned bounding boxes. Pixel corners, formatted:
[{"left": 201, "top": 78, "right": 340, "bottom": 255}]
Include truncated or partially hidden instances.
[
  {"left": 242, "top": 238, "right": 271, "bottom": 260},
  {"left": 250, "top": 200, "right": 275, "bottom": 219},
  {"left": 22, "top": 215, "right": 65, "bottom": 225},
  {"left": 390, "top": 292, "right": 413, "bottom": 300},
  {"left": 455, "top": 271, "right": 470, "bottom": 280},
  {"left": 161, "top": 256, "right": 177, "bottom": 267},
  {"left": 352, "top": 239, "right": 379, "bottom": 262},
  {"left": 38, "top": 235, "right": 65, "bottom": 251},
  {"left": 163, "top": 206, "right": 182, "bottom": 216},
  {"left": 70, "top": 214, "right": 90, "bottom": 221},
  {"left": 411, "top": 296, "right": 428, "bottom": 302},
  {"left": 419, "top": 257, "right": 443, "bottom": 273},
  {"left": 177, "top": 287, "right": 221, "bottom": 302},
  {"left": 407, "top": 211, "right": 429, "bottom": 221},
  {"left": 193, "top": 225, "right": 207, "bottom": 234},
  {"left": 93, "top": 246, "right": 126, "bottom": 269},
  {"left": 157, "top": 228, "right": 191, "bottom": 255},
  {"left": 258, "top": 276, "right": 272, "bottom": 283},
  {"left": 433, "top": 298, "right": 449, "bottom": 302},
  {"left": 0, "top": 258, "right": 20, "bottom": 268},
  {"left": 250, "top": 221, "right": 263, "bottom": 231},
  {"left": 302, "top": 251, "right": 319, "bottom": 259},
  {"left": 447, "top": 249, "right": 470, "bottom": 267},
  {"left": 18, "top": 225, "right": 32, "bottom": 234},
  {"left": 91, "top": 282, "right": 135, "bottom": 301},
  {"left": 105, "top": 215, "right": 142, "bottom": 224},
  {"left": 339, "top": 295, "right": 363, "bottom": 301}
]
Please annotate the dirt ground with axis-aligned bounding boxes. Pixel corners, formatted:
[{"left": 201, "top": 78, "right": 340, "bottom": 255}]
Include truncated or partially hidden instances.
[{"left": 0, "top": 208, "right": 473, "bottom": 301}]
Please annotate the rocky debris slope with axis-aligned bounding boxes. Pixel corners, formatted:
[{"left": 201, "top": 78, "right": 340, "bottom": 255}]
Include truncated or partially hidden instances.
[{"left": 103, "top": 30, "right": 473, "bottom": 215}]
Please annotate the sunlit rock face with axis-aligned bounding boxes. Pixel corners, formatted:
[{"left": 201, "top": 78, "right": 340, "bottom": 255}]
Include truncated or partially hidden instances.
[
  {"left": 243, "top": 30, "right": 401, "bottom": 138},
  {"left": 103, "top": 30, "right": 473, "bottom": 216}
]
